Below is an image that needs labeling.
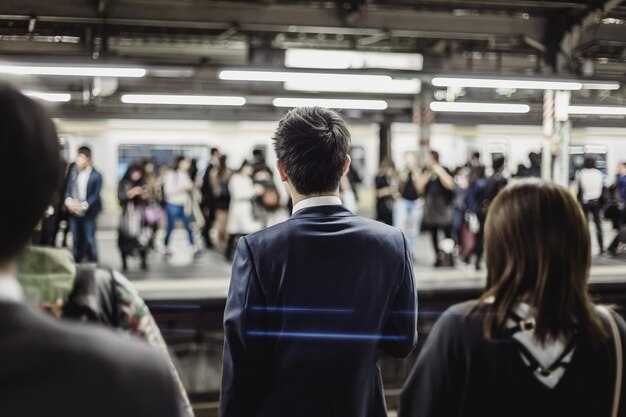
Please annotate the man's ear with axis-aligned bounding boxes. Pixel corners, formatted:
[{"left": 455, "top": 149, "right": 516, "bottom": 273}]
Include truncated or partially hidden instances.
[
  {"left": 276, "top": 160, "right": 289, "bottom": 182},
  {"left": 342, "top": 155, "right": 352, "bottom": 177}
]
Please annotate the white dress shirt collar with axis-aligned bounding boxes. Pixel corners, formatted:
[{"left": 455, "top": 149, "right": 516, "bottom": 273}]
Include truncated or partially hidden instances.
[
  {"left": 0, "top": 273, "right": 24, "bottom": 304},
  {"left": 292, "top": 195, "right": 343, "bottom": 215}
]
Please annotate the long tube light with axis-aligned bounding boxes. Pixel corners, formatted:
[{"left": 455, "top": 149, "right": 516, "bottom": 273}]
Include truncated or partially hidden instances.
[
  {"left": 273, "top": 97, "right": 388, "bottom": 110},
  {"left": 23, "top": 91, "right": 71, "bottom": 102},
  {"left": 0, "top": 64, "right": 146, "bottom": 78},
  {"left": 285, "top": 49, "right": 423, "bottom": 71},
  {"left": 284, "top": 78, "right": 420, "bottom": 94},
  {"left": 567, "top": 105, "right": 626, "bottom": 116},
  {"left": 220, "top": 70, "right": 419, "bottom": 94},
  {"left": 432, "top": 77, "right": 583, "bottom": 91},
  {"left": 430, "top": 101, "right": 530, "bottom": 113},
  {"left": 219, "top": 70, "right": 392, "bottom": 83},
  {"left": 121, "top": 94, "right": 246, "bottom": 106}
]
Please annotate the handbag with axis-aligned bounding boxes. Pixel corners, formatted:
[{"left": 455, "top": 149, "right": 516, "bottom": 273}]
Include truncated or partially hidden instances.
[
  {"left": 143, "top": 203, "right": 164, "bottom": 225},
  {"left": 598, "top": 306, "right": 622, "bottom": 417}
]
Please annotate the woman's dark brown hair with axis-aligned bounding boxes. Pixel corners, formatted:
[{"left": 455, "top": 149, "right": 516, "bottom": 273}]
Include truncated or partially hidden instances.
[{"left": 478, "top": 178, "right": 606, "bottom": 344}]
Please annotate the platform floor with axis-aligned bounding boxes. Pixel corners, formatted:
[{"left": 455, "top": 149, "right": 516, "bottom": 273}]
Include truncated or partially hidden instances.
[{"left": 81, "top": 223, "right": 626, "bottom": 300}]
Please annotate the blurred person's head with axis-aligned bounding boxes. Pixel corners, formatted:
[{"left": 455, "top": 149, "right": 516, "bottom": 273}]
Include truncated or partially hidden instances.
[
  {"left": 480, "top": 179, "right": 605, "bottom": 344},
  {"left": 470, "top": 151, "right": 480, "bottom": 166},
  {"left": 426, "top": 151, "right": 440, "bottom": 169},
  {"left": 252, "top": 149, "right": 265, "bottom": 162},
  {"left": 583, "top": 156, "right": 597, "bottom": 170},
  {"left": 142, "top": 158, "right": 155, "bottom": 175},
  {"left": 492, "top": 156, "right": 506, "bottom": 173},
  {"left": 404, "top": 152, "right": 418, "bottom": 171},
  {"left": 529, "top": 152, "right": 541, "bottom": 167},
  {"left": 0, "top": 83, "right": 61, "bottom": 266},
  {"left": 239, "top": 160, "right": 254, "bottom": 177},
  {"left": 618, "top": 162, "right": 626, "bottom": 176},
  {"left": 172, "top": 155, "right": 189, "bottom": 171},
  {"left": 75, "top": 146, "right": 92, "bottom": 170},
  {"left": 378, "top": 158, "right": 396, "bottom": 177},
  {"left": 125, "top": 164, "right": 144, "bottom": 183},
  {"left": 470, "top": 166, "right": 486, "bottom": 183},
  {"left": 273, "top": 107, "right": 351, "bottom": 197}
]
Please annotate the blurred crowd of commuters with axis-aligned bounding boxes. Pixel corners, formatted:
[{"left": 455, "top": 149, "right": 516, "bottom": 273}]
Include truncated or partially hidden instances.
[{"left": 376, "top": 151, "right": 626, "bottom": 268}]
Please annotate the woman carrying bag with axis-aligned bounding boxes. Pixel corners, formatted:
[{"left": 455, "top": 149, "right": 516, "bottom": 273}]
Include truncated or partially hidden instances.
[{"left": 400, "top": 179, "right": 626, "bottom": 417}]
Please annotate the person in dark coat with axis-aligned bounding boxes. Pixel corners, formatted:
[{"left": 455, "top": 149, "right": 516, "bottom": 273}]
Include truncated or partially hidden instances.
[
  {"left": 220, "top": 107, "right": 417, "bottom": 417},
  {"left": 400, "top": 179, "right": 625, "bottom": 417},
  {"left": 118, "top": 164, "right": 149, "bottom": 271},
  {"left": 0, "top": 83, "right": 180, "bottom": 417}
]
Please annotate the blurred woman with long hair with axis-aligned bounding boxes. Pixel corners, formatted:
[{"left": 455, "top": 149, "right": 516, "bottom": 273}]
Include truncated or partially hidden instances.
[{"left": 400, "top": 179, "right": 626, "bottom": 417}]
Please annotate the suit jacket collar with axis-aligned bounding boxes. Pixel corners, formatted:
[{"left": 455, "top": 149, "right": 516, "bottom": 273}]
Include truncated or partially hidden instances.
[{"left": 289, "top": 204, "right": 354, "bottom": 220}]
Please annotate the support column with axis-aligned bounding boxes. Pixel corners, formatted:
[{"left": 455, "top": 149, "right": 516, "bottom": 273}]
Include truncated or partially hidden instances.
[
  {"left": 378, "top": 119, "right": 392, "bottom": 163},
  {"left": 413, "top": 90, "right": 434, "bottom": 165},
  {"left": 542, "top": 90, "right": 555, "bottom": 180},
  {"left": 553, "top": 90, "right": 572, "bottom": 187}
]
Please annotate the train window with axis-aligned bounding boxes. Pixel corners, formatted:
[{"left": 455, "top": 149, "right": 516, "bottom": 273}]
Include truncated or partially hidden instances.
[{"left": 569, "top": 145, "right": 608, "bottom": 181}]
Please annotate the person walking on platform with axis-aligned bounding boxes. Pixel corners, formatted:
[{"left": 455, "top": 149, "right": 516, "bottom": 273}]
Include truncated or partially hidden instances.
[
  {"left": 400, "top": 179, "right": 626, "bottom": 417},
  {"left": 220, "top": 107, "right": 417, "bottom": 417},
  {"left": 0, "top": 83, "right": 181, "bottom": 417},
  {"left": 225, "top": 160, "right": 262, "bottom": 260},
  {"left": 375, "top": 158, "right": 397, "bottom": 225},
  {"left": 211, "top": 154, "right": 232, "bottom": 250},
  {"left": 394, "top": 152, "right": 423, "bottom": 251},
  {"left": 577, "top": 156, "right": 606, "bottom": 254},
  {"left": 200, "top": 148, "right": 221, "bottom": 248},
  {"left": 118, "top": 164, "right": 150, "bottom": 271},
  {"left": 64, "top": 146, "right": 102, "bottom": 263},
  {"left": 418, "top": 151, "right": 455, "bottom": 267},
  {"left": 163, "top": 156, "right": 199, "bottom": 258},
  {"left": 608, "top": 162, "right": 626, "bottom": 256}
]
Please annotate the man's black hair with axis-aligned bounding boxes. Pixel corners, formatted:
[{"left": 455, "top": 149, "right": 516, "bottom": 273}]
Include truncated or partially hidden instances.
[
  {"left": 211, "top": 148, "right": 219, "bottom": 155},
  {"left": 77, "top": 146, "right": 92, "bottom": 159},
  {"left": 272, "top": 107, "right": 350, "bottom": 195},
  {"left": 430, "top": 150, "right": 440, "bottom": 162},
  {"left": 472, "top": 151, "right": 480, "bottom": 160},
  {"left": 493, "top": 156, "right": 506, "bottom": 171},
  {"left": 583, "top": 156, "right": 597, "bottom": 169},
  {"left": 0, "top": 83, "right": 61, "bottom": 262}
]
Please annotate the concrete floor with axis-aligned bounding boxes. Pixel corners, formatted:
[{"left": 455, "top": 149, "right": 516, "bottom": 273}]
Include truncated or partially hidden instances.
[{"left": 80, "top": 220, "right": 626, "bottom": 300}]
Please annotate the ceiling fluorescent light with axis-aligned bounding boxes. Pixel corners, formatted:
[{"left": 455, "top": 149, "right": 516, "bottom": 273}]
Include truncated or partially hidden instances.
[
  {"left": 432, "top": 77, "right": 582, "bottom": 91},
  {"left": 121, "top": 94, "right": 246, "bottom": 106},
  {"left": 273, "top": 97, "right": 388, "bottom": 110},
  {"left": 285, "top": 49, "right": 423, "bottom": 71},
  {"left": 0, "top": 64, "right": 146, "bottom": 78},
  {"left": 23, "top": 91, "right": 71, "bottom": 102},
  {"left": 219, "top": 70, "right": 392, "bottom": 83},
  {"left": 284, "top": 78, "right": 420, "bottom": 94},
  {"left": 567, "top": 105, "right": 626, "bottom": 116},
  {"left": 430, "top": 102, "right": 530, "bottom": 113},
  {"left": 580, "top": 82, "right": 621, "bottom": 90}
]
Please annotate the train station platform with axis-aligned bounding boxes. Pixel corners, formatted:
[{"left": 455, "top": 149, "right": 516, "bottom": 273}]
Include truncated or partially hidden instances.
[{"left": 92, "top": 227, "right": 626, "bottom": 301}]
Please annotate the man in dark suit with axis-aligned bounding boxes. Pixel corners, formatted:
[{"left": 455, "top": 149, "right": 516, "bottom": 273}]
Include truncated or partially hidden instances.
[
  {"left": 220, "top": 107, "right": 418, "bottom": 417},
  {"left": 0, "top": 83, "right": 180, "bottom": 417},
  {"left": 65, "top": 146, "right": 103, "bottom": 262}
]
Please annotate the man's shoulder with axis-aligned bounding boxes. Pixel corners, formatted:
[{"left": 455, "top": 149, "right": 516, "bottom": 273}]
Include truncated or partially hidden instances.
[
  {"left": 14, "top": 304, "right": 171, "bottom": 383},
  {"left": 244, "top": 214, "right": 404, "bottom": 249}
]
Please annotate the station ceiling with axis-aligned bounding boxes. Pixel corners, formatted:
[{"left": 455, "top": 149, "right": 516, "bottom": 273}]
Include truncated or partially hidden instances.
[{"left": 0, "top": 0, "right": 625, "bottom": 126}]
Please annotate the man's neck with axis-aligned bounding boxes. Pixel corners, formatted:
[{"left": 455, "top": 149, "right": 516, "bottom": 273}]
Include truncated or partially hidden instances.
[{"left": 291, "top": 191, "right": 341, "bottom": 207}]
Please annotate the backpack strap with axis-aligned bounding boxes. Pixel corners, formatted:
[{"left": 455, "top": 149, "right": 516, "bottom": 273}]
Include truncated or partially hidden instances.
[{"left": 63, "top": 264, "right": 119, "bottom": 327}]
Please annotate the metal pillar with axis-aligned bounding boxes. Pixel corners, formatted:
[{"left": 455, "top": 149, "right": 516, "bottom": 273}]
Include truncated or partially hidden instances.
[
  {"left": 413, "top": 92, "right": 434, "bottom": 165},
  {"left": 378, "top": 120, "right": 392, "bottom": 163},
  {"left": 553, "top": 91, "right": 572, "bottom": 187},
  {"left": 542, "top": 90, "right": 555, "bottom": 180}
]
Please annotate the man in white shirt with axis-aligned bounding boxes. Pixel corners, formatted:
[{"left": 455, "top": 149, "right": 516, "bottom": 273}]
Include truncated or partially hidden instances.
[
  {"left": 577, "top": 156, "right": 605, "bottom": 254},
  {"left": 64, "top": 146, "right": 103, "bottom": 262},
  {"left": 0, "top": 82, "right": 180, "bottom": 417}
]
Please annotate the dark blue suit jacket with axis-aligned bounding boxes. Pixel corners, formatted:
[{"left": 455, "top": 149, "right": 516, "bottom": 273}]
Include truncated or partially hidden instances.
[
  {"left": 221, "top": 204, "right": 417, "bottom": 417},
  {"left": 65, "top": 168, "right": 103, "bottom": 218}
]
